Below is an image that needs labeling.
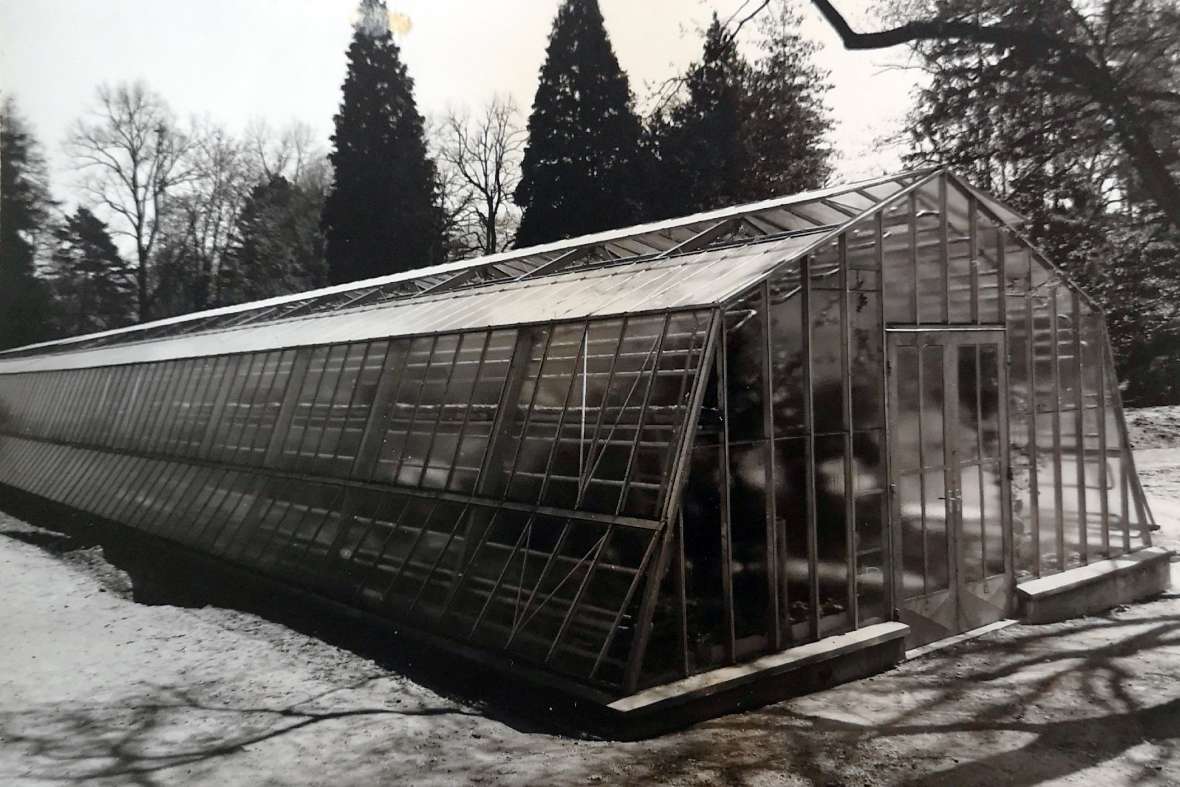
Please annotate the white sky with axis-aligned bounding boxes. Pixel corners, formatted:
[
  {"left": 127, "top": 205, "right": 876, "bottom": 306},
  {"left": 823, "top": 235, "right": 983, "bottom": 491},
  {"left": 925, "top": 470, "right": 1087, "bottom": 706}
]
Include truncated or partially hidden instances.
[{"left": 0, "top": 0, "right": 920, "bottom": 208}]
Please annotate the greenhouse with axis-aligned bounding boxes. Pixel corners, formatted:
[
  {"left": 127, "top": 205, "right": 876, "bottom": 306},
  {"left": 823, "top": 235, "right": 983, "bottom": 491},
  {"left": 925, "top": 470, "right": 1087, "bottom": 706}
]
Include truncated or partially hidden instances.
[{"left": 0, "top": 169, "right": 1163, "bottom": 726}]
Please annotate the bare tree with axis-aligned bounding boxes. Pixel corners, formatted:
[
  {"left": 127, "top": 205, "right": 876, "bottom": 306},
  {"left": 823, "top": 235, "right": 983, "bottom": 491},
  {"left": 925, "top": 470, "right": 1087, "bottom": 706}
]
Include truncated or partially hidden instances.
[
  {"left": 244, "top": 118, "right": 321, "bottom": 183},
  {"left": 67, "top": 81, "right": 193, "bottom": 319},
  {"left": 436, "top": 96, "right": 525, "bottom": 256},
  {"left": 152, "top": 119, "right": 253, "bottom": 314}
]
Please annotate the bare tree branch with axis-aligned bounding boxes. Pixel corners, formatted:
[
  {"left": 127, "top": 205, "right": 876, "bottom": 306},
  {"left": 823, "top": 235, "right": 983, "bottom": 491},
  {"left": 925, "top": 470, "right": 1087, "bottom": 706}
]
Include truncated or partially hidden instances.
[{"left": 806, "top": 0, "right": 1180, "bottom": 228}]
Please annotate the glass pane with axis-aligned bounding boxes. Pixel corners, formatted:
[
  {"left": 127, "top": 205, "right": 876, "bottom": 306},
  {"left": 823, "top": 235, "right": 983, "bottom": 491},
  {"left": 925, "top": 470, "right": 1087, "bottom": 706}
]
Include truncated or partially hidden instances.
[
  {"left": 809, "top": 288, "right": 844, "bottom": 434},
  {"left": 853, "top": 428, "right": 886, "bottom": 623},
  {"left": 769, "top": 286, "right": 806, "bottom": 437},
  {"left": 883, "top": 194, "right": 916, "bottom": 323},
  {"left": 815, "top": 433, "right": 848, "bottom": 619},
  {"left": 915, "top": 181, "right": 947, "bottom": 323},
  {"left": 774, "top": 436, "right": 812, "bottom": 629}
]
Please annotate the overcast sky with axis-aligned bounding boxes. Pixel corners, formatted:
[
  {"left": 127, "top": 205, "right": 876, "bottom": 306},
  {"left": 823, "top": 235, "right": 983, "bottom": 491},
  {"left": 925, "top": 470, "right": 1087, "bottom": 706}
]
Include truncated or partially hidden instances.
[{"left": 0, "top": 0, "right": 920, "bottom": 207}]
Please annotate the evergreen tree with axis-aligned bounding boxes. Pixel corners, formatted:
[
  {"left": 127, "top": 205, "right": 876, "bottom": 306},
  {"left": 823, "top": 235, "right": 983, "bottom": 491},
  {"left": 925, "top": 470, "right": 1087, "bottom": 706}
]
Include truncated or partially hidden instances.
[
  {"left": 647, "top": 5, "right": 832, "bottom": 220},
  {"left": 743, "top": 2, "right": 833, "bottom": 198},
  {"left": 220, "top": 174, "right": 327, "bottom": 304},
  {"left": 0, "top": 97, "right": 53, "bottom": 350},
  {"left": 649, "top": 15, "right": 751, "bottom": 218},
  {"left": 514, "top": 0, "right": 645, "bottom": 246},
  {"left": 48, "top": 207, "right": 136, "bottom": 336},
  {"left": 322, "top": 0, "right": 444, "bottom": 284}
]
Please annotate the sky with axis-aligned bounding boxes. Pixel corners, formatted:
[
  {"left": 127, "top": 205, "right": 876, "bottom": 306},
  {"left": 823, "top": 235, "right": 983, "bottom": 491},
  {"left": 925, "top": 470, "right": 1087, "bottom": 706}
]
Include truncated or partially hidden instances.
[{"left": 0, "top": 0, "right": 921, "bottom": 208}]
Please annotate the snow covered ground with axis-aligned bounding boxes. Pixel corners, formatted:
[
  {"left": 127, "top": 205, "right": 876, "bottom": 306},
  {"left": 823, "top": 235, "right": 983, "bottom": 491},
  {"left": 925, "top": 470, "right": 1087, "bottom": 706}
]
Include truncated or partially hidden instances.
[{"left": 1, "top": 407, "right": 1179, "bottom": 786}]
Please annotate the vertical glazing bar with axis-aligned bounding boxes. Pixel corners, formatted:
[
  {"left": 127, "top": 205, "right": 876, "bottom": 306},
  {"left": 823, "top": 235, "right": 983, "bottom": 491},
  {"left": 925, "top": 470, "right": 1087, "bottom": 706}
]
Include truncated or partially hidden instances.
[
  {"left": 996, "top": 333, "right": 1015, "bottom": 590},
  {"left": 939, "top": 174, "right": 950, "bottom": 323},
  {"left": 1096, "top": 337, "right": 1110, "bottom": 556},
  {"left": 760, "top": 283, "right": 782, "bottom": 649},
  {"left": 943, "top": 342, "right": 960, "bottom": 627},
  {"left": 1071, "top": 293, "right": 1088, "bottom": 563},
  {"left": 1025, "top": 287, "right": 1041, "bottom": 576},
  {"left": 675, "top": 510, "right": 689, "bottom": 677},
  {"left": 910, "top": 192, "right": 920, "bottom": 324},
  {"left": 802, "top": 255, "right": 820, "bottom": 642},
  {"left": 839, "top": 233, "right": 857, "bottom": 629},
  {"left": 716, "top": 327, "right": 736, "bottom": 663},
  {"left": 969, "top": 194, "right": 979, "bottom": 324},
  {"left": 877, "top": 211, "right": 895, "bottom": 619},
  {"left": 916, "top": 339, "right": 928, "bottom": 594},
  {"left": 1049, "top": 288, "right": 1065, "bottom": 569},
  {"left": 974, "top": 344, "right": 987, "bottom": 574},
  {"left": 996, "top": 230, "right": 1007, "bottom": 324}
]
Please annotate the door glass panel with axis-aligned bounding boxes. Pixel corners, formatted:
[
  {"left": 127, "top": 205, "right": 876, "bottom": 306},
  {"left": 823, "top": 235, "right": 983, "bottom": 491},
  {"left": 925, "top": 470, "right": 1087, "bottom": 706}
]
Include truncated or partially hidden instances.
[
  {"left": 920, "top": 346, "right": 950, "bottom": 594},
  {"left": 978, "top": 345, "right": 1006, "bottom": 576},
  {"left": 958, "top": 343, "right": 986, "bottom": 583},
  {"left": 894, "top": 346, "right": 924, "bottom": 598}
]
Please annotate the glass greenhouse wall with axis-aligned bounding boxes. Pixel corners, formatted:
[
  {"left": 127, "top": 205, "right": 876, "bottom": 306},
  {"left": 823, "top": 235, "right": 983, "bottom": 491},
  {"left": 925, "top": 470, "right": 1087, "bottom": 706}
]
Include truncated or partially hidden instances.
[{"left": 0, "top": 170, "right": 1156, "bottom": 700}]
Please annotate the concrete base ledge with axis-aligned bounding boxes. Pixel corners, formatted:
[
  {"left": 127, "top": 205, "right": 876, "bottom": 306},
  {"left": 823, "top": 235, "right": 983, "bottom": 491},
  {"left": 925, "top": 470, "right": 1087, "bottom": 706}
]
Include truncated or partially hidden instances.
[
  {"left": 1017, "top": 546, "right": 1173, "bottom": 624},
  {"left": 604, "top": 622, "right": 909, "bottom": 738}
]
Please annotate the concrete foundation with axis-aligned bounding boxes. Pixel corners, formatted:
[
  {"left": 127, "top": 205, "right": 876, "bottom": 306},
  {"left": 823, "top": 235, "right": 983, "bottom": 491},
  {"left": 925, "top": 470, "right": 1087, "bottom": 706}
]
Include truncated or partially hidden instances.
[
  {"left": 603, "top": 622, "right": 909, "bottom": 738},
  {"left": 1017, "top": 546, "right": 1173, "bottom": 624}
]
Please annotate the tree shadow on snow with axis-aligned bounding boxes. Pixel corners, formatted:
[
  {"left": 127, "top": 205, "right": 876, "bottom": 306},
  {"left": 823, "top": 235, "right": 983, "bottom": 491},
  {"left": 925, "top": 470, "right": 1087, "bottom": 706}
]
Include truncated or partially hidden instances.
[{"left": 0, "top": 677, "right": 481, "bottom": 786}]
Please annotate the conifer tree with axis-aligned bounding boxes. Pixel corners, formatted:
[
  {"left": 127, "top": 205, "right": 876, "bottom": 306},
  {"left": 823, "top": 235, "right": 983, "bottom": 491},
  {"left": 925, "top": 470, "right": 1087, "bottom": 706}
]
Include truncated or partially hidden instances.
[
  {"left": 514, "top": 0, "right": 645, "bottom": 246},
  {"left": 322, "top": 0, "right": 444, "bottom": 283},
  {"left": 0, "top": 97, "right": 53, "bottom": 350},
  {"left": 49, "top": 207, "right": 136, "bottom": 336},
  {"left": 221, "top": 175, "right": 327, "bottom": 304},
  {"left": 743, "top": 2, "right": 833, "bottom": 198},
  {"left": 648, "top": 4, "right": 832, "bottom": 219},
  {"left": 651, "top": 15, "right": 751, "bottom": 218}
]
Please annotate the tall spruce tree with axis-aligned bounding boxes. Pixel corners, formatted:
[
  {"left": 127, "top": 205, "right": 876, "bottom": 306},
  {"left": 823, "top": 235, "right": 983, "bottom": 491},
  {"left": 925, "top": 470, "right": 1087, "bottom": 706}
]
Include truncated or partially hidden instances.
[
  {"left": 0, "top": 97, "right": 53, "bottom": 350},
  {"left": 322, "top": 0, "right": 444, "bottom": 283},
  {"left": 514, "top": 0, "right": 645, "bottom": 246},
  {"left": 49, "top": 207, "right": 136, "bottom": 336}
]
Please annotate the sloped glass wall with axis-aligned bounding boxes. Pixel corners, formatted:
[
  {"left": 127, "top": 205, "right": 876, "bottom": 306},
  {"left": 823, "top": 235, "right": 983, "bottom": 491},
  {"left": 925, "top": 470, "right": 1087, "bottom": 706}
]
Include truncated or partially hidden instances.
[{"left": 0, "top": 309, "right": 714, "bottom": 692}]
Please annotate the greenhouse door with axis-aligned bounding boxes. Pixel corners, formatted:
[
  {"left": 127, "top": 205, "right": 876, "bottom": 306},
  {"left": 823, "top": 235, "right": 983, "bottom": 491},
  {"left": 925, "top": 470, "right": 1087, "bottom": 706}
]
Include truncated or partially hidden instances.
[{"left": 887, "top": 329, "right": 1012, "bottom": 647}]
